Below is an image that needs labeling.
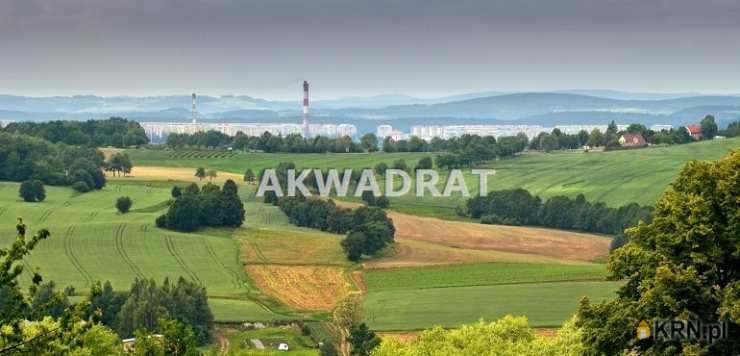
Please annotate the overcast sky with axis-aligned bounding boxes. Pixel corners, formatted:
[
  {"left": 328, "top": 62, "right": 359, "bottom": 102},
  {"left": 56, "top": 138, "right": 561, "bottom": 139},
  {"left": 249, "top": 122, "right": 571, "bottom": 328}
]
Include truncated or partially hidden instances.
[{"left": 2, "top": 0, "right": 740, "bottom": 99}]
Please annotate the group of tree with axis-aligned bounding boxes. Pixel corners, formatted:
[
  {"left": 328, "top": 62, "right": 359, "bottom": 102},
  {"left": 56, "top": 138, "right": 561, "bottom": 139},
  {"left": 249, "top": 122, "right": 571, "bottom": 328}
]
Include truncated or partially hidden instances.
[
  {"left": 156, "top": 180, "right": 245, "bottom": 232},
  {"left": 373, "top": 315, "right": 583, "bottom": 356},
  {"left": 360, "top": 191, "right": 390, "bottom": 208},
  {"left": 718, "top": 119, "right": 740, "bottom": 137},
  {"left": 19, "top": 180, "right": 46, "bottom": 202},
  {"left": 0, "top": 218, "right": 205, "bottom": 354},
  {"left": 2, "top": 117, "right": 148, "bottom": 147},
  {"left": 194, "top": 167, "right": 218, "bottom": 181},
  {"left": 576, "top": 149, "right": 739, "bottom": 355},
  {"left": 269, "top": 195, "right": 395, "bottom": 261},
  {"left": 0, "top": 132, "right": 107, "bottom": 193},
  {"left": 466, "top": 189, "right": 652, "bottom": 236},
  {"left": 167, "top": 130, "right": 363, "bottom": 153},
  {"left": 330, "top": 295, "right": 380, "bottom": 356},
  {"left": 106, "top": 152, "right": 133, "bottom": 176},
  {"left": 434, "top": 134, "right": 529, "bottom": 169}
]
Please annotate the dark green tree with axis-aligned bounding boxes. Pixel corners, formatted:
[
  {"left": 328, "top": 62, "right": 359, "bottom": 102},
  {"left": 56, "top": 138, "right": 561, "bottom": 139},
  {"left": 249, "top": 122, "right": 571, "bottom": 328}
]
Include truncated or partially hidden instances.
[
  {"left": 171, "top": 186, "right": 182, "bottom": 198},
  {"left": 194, "top": 167, "right": 206, "bottom": 181},
  {"left": 700, "top": 114, "right": 718, "bottom": 139},
  {"left": 31, "top": 180, "right": 45, "bottom": 202},
  {"left": 577, "top": 150, "right": 740, "bottom": 355},
  {"left": 19, "top": 180, "right": 36, "bottom": 202},
  {"left": 360, "top": 133, "right": 379, "bottom": 152},
  {"left": 244, "top": 168, "right": 255, "bottom": 183},
  {"left": 414, "top": 156, "right": 433, "bottom": 171},
  {"left": 116, "top": 196, "right": 133, "bottom": 213},
  {"left": 220, "top": 179, "right": 245, "bottom": 227},
  {"left": 348, "top": 323, "right": 380, "bottom": 356}
]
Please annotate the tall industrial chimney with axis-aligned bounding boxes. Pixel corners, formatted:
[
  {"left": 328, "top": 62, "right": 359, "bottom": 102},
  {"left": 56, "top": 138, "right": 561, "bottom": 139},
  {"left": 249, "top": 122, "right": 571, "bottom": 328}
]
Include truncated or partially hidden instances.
[
  {"left": 192, "top": 93, "right": 197, "bottom": 124},
  {"left": 302, "top": 81, "right": 309, "bottom": 137}
]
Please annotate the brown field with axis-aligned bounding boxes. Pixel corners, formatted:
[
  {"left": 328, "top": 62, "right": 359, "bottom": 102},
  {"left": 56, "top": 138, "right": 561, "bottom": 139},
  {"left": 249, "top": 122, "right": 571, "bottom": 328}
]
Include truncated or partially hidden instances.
[
  {"left": 244, "top": 265, "right": 353, "bottom": 311},
  {"left": 238, "top": 227, "right": 349, "bottom": 266},
  {"left": 108, "top": 165, "right": 243, "bottom": 183},
  {"left": 332, "top": 199, "right": 610, "bottom": 268}
]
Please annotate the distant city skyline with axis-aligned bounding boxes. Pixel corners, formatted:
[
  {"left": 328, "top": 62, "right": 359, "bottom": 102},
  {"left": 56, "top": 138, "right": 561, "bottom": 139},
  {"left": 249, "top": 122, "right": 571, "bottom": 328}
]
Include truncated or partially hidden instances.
[{"left": 2, "top": 0, "right": 740, "bottom": 99}]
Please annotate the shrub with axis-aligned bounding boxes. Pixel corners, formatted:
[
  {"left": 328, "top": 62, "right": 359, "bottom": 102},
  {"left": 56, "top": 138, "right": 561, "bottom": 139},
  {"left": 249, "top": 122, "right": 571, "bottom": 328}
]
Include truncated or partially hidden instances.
[
  {"left": 116, "top": 196, "right": 133, "bottom": 214},
  {"left": 19, "top": 180, "right": 36, "bottom": 202},
  {"left": 72, "top": 181, "right": 91, "bottom": 193}
]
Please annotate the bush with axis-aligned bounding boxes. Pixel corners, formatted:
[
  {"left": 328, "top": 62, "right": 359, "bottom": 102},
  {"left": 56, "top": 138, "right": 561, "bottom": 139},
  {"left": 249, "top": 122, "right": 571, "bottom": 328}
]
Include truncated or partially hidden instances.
[
  {"left": 375, "top": 196, "right": 390, "bottom": 209},
  {"left": 116, "top": 196, "right": 133, "bottom": 214},
  {"left": 19, "top": 180, "right": 36, "bottom": 202},
  {"left": 72, "top": 181, "right": 91, "bottom": 193}
]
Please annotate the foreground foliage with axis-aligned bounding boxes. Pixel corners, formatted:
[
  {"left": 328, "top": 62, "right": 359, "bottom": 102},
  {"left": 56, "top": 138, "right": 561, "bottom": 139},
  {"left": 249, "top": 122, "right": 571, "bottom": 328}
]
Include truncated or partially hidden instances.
[
  {"left": 372, "top": 315, "right": 584, "bottom": 356},
  {"left": 577, "top": 150, "right": 740, "bottom": 355}
]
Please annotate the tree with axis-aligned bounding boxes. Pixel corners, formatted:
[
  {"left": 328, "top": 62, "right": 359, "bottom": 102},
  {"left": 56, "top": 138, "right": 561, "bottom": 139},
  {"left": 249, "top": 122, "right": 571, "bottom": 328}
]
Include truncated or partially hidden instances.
[
  {"left": 373, "top": 162, "right": 388, "bottom": 176},
  {"left": 320, "top": 340, "right": 339, "bottom": 356},
  {"left": 539, "top": 134, "right": 559, "bottom": 152},
  {"left": 19, "top": 180, "right": 37, "bottom": 202},
  {"left": 348, "top": 323, "right": 380, "bottom": 356},
  {"left": 375, "top": 196, "right": 390, "bottom": 209},
  {"left": 415, "top": 156, "right": 433, "bottom": 171},
  {"left": 243, "top": 168, "right": 255, "bottom": 183},
  {"left": 341, "top": 231, "right": 366, "bottom": 261},
  {"left": 332, "top": 295, "right": 364, "bottom": 356},
  {"left": 163, "top": 195, "right": 201, "bottom": 232},
  {"left": 206, "top": 169, "right": 218, "bottom": 181},
  {"left": 31, "top": 180, "right": 45, "bottom": 202},
  {"left": 700, "top": 114, "right": 718, "bottom": 139},
  {"left": 372, "top": 315, "right": 584, "bottom": 356},
  {"left": 159, "top": 318, "right": 199, "bottom": 356},
  {"left": 360, "top": 133, "right": 379, "bottom": 152},
  {"left": 392, "top": 159, "right": 408, "bottom": 172},
  {"left": 194, "top": 167, "right": 206, "bottom": 181},
  {"left": 171, "top": 186, "right": 182, "bottom": 198},
  {"left": 577, "top": 150, "right": 740, "bottom": 355},
  {"left": 220, "top": 179, "right": 245, "bottom": 227},
  {"left": 361, "top": 191, "right": 376, "bottom": 206},
  {"left": 116, "top": 196, "right": 133, "bottom": 213}
]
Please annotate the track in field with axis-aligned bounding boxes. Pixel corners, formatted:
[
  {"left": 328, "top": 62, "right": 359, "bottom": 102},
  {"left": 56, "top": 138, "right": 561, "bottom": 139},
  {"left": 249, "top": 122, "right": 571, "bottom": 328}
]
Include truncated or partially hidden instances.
[
  {"left": 114, "top": 224, "right": 146, "bottom": 279},
  {"left": 22, "top": 259, "right": 35, "bottom": 283},
  {"left": 201, "top": 237, "right": 242, "bottom": 289},
  {"left": 165, "top": 235, "right": 202, "bottom": 285},
  {"left": 247, "top": 239, "right": 268, "bottom": 263},
  {"left": 0, "top": 207, "right": 6, "bottom": 218},
  {"left": 36, "top": 209, "right": 53, "bottom": 225},
  {"left": 63, "top": 226, "right": 93, "bottom": 286}
]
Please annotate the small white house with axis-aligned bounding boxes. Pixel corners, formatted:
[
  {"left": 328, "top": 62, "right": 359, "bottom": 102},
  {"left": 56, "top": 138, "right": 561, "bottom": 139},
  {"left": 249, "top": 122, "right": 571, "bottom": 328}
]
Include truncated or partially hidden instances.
[{"left": 278, "top": 343, "right": 289, "bottom": 351}]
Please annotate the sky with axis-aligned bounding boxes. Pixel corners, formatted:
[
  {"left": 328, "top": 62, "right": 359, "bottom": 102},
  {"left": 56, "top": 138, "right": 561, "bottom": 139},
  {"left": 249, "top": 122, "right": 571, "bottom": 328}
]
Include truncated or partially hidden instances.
[{"left": 2, "top": 0, "right": 740, "bottom": 100}]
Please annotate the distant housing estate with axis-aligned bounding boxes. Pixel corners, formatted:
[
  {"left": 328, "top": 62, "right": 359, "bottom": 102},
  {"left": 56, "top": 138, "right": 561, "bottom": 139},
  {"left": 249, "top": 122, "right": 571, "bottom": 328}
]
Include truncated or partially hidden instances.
[{"left": 141, "top": 122, "right": 357, "bottom": 142}]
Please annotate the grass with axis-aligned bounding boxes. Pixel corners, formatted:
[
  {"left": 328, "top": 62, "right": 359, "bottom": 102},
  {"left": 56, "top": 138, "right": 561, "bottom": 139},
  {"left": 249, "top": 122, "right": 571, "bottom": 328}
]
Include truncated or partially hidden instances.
[
  {"left": 363, "top": 263, "right": 607, "bottom": 290},
  {"left": 126, "top": 138, "right": 740, "bottom": 220},
  {"left": 0, "top": 181, "right": 285, "bottom": 322},
  {"left": 364, "top": 280, "right": 619, "bottom": 331},
  {"left": 212, "top": 326, "right": 318, "bottom": 355}
]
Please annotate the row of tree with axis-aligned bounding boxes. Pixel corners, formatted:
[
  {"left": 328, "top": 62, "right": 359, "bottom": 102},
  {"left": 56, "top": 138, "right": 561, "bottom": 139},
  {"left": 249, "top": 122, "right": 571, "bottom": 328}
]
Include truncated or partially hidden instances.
[
  {"left": 2, "top": 117, "right": 148, "bottom": 147},
  {"left": 0, "top": 132, "right": 107, "bottom": 192},
  {"left": 466, "top": 189, "right": 652, "bottom": 235},
  {"left": 167, "top": 131, "right": 364, "bottom": 153},
  {"left": 270, "top": 196, "right": 395, "bottom": 261},
  {"left": 156, "top": 180, "right": 245, "bottom": 232}
]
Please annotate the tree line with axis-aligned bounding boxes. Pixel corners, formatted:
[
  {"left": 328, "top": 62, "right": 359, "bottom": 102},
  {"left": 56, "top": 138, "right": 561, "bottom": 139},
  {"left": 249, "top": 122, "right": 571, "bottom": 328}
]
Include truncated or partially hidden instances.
[
  {"left": 268, "top": 195, "right": 395, "bottom": 261},
  {"left": 156, "top": 180, "right": 245, "bottom": 232},
  {"left": 466, "top": 188, "right": 652, "bottom": 236},
  {"left": 1, "top": 132, "right": 107, "bottom": 193},
  {"left": 2, "top": 117, "right": 149, "bottom": 147},
  {"left": 167, "top": 131, "right": 363, "bottom": 153}
]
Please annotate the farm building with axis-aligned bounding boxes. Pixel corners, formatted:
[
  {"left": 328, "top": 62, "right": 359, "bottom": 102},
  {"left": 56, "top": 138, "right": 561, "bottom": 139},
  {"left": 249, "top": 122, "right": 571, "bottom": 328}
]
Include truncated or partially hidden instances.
[
  {"left": 618, "top": 133, "right": 647, "bottom": 148},
  {"left": 685, "top": 124, "right": 702, "bottom": 140}
]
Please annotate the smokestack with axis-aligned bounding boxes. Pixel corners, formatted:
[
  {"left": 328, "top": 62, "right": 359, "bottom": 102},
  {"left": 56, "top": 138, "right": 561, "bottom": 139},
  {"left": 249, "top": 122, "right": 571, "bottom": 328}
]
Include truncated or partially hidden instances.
[
  {"left": 192, "top": 93, "right": 197, "bottom": 124},
  {"left": 302, "top": 81, "right": 309, "bottom": 136}
]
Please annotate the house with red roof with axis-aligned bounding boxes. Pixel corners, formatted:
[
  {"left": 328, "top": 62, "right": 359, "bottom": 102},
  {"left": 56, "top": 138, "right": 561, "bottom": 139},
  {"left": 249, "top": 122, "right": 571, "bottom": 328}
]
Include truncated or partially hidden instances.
[
  {"left": 685, "top": 124, "right": 702, "bottom": 140},
  {"left": 618, "top": 132, "right": 647, "bottom": 148}
]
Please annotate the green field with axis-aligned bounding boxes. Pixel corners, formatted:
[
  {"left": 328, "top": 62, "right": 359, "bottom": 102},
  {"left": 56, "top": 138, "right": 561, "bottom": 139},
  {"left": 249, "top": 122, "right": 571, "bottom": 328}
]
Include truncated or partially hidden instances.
[
  {"left": 363, "top": 263, "right": 615, "bottom": 331},
  {"left": 126, "top": 138, "right": 740, "bottom": 219},
  {"left": 364, "top": 280, "right": 619, "bottom": 330},
  {"left": 363, "top": 263, "right": 607, "bottom": 290},
  {"left": 0, "top": 180, "right": 286, "bottom": 322}
]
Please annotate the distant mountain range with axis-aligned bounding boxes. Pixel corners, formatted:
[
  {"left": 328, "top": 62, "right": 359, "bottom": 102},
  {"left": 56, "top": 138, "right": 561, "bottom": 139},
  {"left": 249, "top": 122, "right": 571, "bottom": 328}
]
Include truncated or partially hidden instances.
[{"left": 2, "top": 91, "right": 739, "bottom": 133}]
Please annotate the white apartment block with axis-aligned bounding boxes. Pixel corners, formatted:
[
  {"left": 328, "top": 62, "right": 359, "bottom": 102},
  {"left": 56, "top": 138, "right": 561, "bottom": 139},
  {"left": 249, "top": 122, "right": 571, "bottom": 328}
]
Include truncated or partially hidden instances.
[{"left": 142, "top": 122, "right": 357, "bottom": 142}]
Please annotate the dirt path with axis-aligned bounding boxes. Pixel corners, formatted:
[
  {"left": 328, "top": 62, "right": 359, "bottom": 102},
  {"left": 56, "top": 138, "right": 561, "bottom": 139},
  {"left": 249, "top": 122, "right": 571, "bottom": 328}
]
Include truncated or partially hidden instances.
[{"left": 108, "top": 166, "right": 243, "bottom": 184}]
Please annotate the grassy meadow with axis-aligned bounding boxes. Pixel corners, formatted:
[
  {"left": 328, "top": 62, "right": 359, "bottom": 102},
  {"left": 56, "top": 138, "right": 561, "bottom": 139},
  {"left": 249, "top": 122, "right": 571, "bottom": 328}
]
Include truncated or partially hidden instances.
[
  {"left": 0, "top": 180, "right": 288, "bottom": 322},
  {"left": 126, "top": 138, "right": 740, "bottom": 219}
]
